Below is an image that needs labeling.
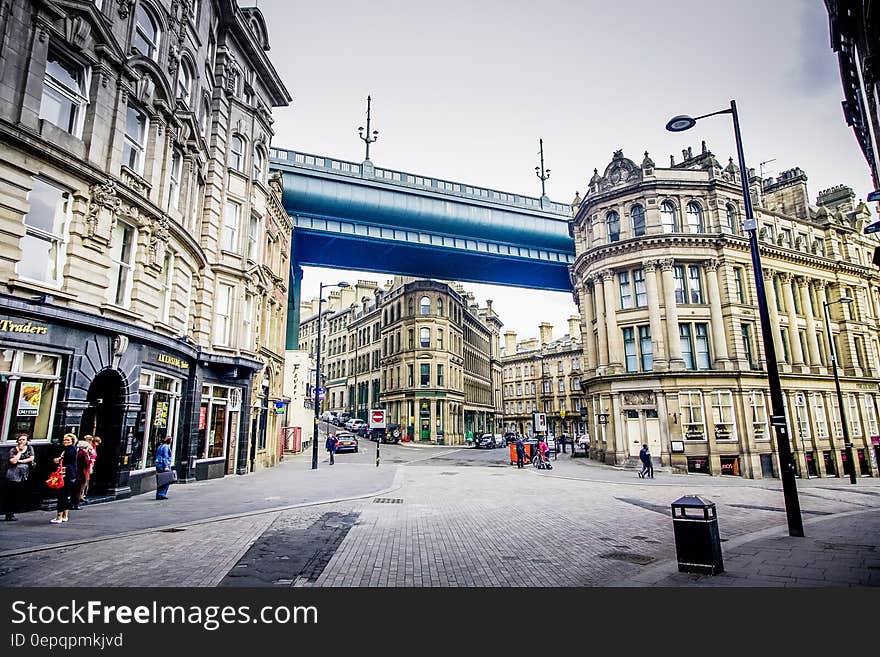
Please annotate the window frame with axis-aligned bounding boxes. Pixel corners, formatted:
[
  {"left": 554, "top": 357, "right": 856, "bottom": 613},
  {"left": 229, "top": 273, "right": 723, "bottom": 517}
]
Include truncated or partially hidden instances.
[
  {"left": 223, "top": 200, "right": 241, "bottom": 252},
  {"left": 660, "top": 201, "right": 677, "bottom": 232},
  {"left": 229, "top": 135, "right": 245, "bottom": 173},
  {"left": 132, "top": 3, "right": 161, "bottom": 60},
  {"left": 122, "top": 103, "right": 149, "bottom": 175},
  {"left": 631, "top": 204, "right": 646, "bottom": 237},
  {"left": 686, "top": 201, "right": 704, "bottom": 233},
  {"left": 16, "top": 177, "right": 72, "bottom": 288},
  {"left": 40, "top": 48, "right": 90, "bottom": 137},
  {"left": 606, "top": 210, "right": 620, "bottom": 242},
  {"left": 108, "top": 220, "right": 137, "bottom": 308}
]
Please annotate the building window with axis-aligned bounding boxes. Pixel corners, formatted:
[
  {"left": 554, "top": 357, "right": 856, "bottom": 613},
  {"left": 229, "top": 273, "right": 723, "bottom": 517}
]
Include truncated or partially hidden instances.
[
  {"left": 122, "top": 104, "right": 149, "bottom": 174},
  {"left": 724, "top": 204, "right": 737, "bottom": 233},
  {"left": 680, "top": 323, "right": 710, "bottom": 370},
  {"left": 660, "top": 201, "right": 677, "bottom": 232},
  {"left": 176, "top": 58, "right": 193, "bottom": 106},
  {"left": 229, "top": 135, "right": 244, "bottom": 172},
  {"left": 16, "top": 178, "right": 71, "bottom": 286},
  {"left": 420, "top": 364, "right": 430, "bottom": 386},
  {"left": 159, "top": 252, "right": 174, "bottom": 324},
  {"left": 793, "top": 393, "right": 810, "bottom": 441},
  {"left": 710, "top": 391, "right": 735, "bottom": 441},
  {"left": 606, "top": 211, "right": 620, "bottom": 242},
  {"left": 829, "top": 395, "right": 843, "bottom": 438},
  {"left": 688, "top": 266, "right": 703, "bottom": 303},
  {"left": 680, "top": 390, "right": 705, "bottom": 440},
  {"left": 108, "top": 221, "right": 136, "bottom": 307},
  {"left": 200, "top": 98, "right": 210, "bottom": 139},
  {"left": 132, "top": 3, "right": 161, "bottom": 60},
  {"left": 242, "top": 293, "right": 254, "bottom": 350},
  {"left": 812, "top": 393, "right": 828, "bottom": 438},
  {"left": 420, "top": 296, "right": 430, "bottom": 315},
  {"left": 436, "top": 364, "right": 444, "bottom": 386},
  {"left": 734, "top": 267, "right": 746, "bottom": 304},
  {"left": 168, "top": 150, "right": 182, "bottom": 210},
  {"left": 223, "top": 201, "right": 240, "bottom": 252},
  {"left": 847, "top": 394, "right": 862, "bottom": 437},
  {"left": 750, "top": 391, "right": 768, "bottom": 440},
  {"left": 623, "top": 327, "right": 637, "bottom": 372},
  {"left": 407, "top": 364, "right": 413, "bottom": 386},
  {"left": 247, "top": 214, "right": 260, "bottom": 262},
  {"left": 741, "top": 323, "right": 756, "bottom": 369},
  {"left": 437, "top": 298, "right": 443, "bottom": 316},
  {"left": 407, "top": 329, "right": 414, "bottom": 349},
  {"left": 0, "top": 350, "right": 62, "bottom": 443},
  {"left": 686, "top": 202, "right": 704, "bottom": 232},
  {"left": 639, "top": 325, "right": 653, "bottom": 371},
  {"left": 695, "top": 323, "right": 710, "bottom": 369},
  {"left": 40, "top": 50, "right": 88, "bottom": 137},
  {"left": 214, "top": 283, "right": 233, "bottom": 345},
  {"left": 673, "top": 266, "right": 687, "bottom": 304},
  {"left": 633, "top": 269, "right": 646, "bottom": 307},
  {"left": 619, "top": 272, "right": 632, "bottom": 309},
  {"left": 558, "top": 379, "right": 565, "bottom": 392},
  {"left": 420, "top": 327, "right": 430, "bottom": 348},
  {"left": 631, "top": 204, "right": 646, "bottom": 237},
  {"left": 780, "top": 228, "right": 792, "bottom": 248},
  {"left": 864, "top": 395, "right": 879, "bottom": 436},
  {"left": 253, "top": 146, "right": 265, "bottom": 182},
  {"left": 854, "top": 336, "right": 867, "bottom": 371},
  {"left": 437, "top": 329, "right": 444, "bottom": 350},
  {"left": 815, "top": 239, "right": 826, "bottom": 257}
]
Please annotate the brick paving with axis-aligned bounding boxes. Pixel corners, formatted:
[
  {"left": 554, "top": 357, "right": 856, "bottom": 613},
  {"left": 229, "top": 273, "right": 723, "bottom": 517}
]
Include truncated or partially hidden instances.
[{"left": 0, "top": 446, "right": 876, "bottom": 587}]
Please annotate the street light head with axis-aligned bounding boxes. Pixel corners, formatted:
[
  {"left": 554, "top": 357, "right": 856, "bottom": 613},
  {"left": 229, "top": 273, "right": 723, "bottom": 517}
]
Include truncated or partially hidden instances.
[
  {"left": 337, "top": 281, "right": 351, "bottom": 289},
  {"left": 839, "top": 296, "right": 854, "bottom": 303},
  {"left": 666, "top": 115, "right": 697, "bottom": 132},
  {"left": 358, "top": 126, "right": 364, "bottom": 133}
]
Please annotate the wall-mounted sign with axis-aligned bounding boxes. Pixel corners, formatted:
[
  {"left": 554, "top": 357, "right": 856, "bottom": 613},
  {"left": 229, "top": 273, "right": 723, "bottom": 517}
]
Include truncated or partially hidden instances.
[
  {"left": 0, "top": 319, "right": 48, "bottom": 335},
  {"left": 17, "top": 382, "right": 42, "bottom": 416},
  {"left": 157, "top": 353, "right": 188, "bottom": 369},
  {"left": 671, "top": 440, "right": 685, "bottom": 453}
]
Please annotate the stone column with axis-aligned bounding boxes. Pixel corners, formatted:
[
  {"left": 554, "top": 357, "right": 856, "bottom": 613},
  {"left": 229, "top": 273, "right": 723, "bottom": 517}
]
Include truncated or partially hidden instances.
[
  {"left": 780, "top": 273, "right": 805, "bottom": 368},
  {"left": 602, "top": 270, "right": 624, "bottom": 372},
  {"left": 817, "top": 281, "right": 832, "bottom": 360},
  {"left": 798, "top": 277, "right": 822, "bottom": 369},
  {"left": 581, "top": 279, "right": 597, "bottom": 372},
  {"left": 593, "top": 274, "right": 609, "bottom": 373},
  {"left": 643, "top": 260, "right": 667, "bottom": 370},
  {"left": 763, "top": 269, "right": 786, "bottom": 366},
  {"left": 704, "top": 259, "right": 730, "bottom": 369},
  {"left": 660, "top": 259, "right": 685, "bottom": 370}
]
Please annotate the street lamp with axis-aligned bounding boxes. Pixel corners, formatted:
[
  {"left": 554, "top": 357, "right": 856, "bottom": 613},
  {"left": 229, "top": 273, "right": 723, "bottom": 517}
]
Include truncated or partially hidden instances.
[
  {"left": 823, "top": 295, "right": 857, "bottom": 484},
  {"left": 312, "top": 281, "right": 350, "bottom": 470},
  {"left": 666, "top": 100, "right": 804, "bottom": 537}
]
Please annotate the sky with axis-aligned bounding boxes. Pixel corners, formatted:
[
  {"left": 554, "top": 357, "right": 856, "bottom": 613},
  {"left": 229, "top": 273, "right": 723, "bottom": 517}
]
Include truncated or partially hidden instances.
[{"left": 250, "top": 0, "right": 876, "bottom": 343}]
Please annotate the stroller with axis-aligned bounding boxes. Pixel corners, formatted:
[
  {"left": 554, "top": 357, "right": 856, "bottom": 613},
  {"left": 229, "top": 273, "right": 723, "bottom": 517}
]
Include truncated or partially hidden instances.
[{"left": 532, "top": 448, "right": 553, "bottom": 470}]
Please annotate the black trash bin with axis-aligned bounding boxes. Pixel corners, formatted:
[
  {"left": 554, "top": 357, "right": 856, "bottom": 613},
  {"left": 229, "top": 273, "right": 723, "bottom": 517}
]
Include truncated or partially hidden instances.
[{"left": 671, "top": 495, "right": 724, "bottom": 575}]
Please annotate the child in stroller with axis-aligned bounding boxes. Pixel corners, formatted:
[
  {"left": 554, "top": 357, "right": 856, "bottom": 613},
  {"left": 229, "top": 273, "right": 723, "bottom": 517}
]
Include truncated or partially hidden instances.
[{"left": 533, "top": 438, "right": 553, "bottom": 470}]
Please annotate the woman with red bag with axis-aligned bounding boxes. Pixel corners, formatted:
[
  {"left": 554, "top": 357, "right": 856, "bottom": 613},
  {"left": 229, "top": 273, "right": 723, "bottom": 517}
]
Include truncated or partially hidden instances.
[{"left": 50, "top": 433, "right": 79, "bottom": 524}]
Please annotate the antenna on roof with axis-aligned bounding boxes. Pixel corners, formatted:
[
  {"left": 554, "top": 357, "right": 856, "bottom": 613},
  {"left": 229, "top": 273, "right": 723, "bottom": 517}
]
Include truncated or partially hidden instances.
[{"left": 759, "top": 158, "right": 776, "bottom": 180}]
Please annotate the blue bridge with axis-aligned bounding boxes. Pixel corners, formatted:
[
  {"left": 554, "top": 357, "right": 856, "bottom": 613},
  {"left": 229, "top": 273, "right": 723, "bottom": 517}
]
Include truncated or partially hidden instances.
[{"left": 269, "top": 148, "right": 576, "bottom": 346}]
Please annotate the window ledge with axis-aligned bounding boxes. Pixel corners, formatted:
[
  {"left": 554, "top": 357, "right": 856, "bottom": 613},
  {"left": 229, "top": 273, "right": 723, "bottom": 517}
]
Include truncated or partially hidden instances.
[
  {"left": 100, "top": 303, "right": 140, "bottom": 321},
  {"left": 5, "top": 276, "right": 76, "bottom": 302}
]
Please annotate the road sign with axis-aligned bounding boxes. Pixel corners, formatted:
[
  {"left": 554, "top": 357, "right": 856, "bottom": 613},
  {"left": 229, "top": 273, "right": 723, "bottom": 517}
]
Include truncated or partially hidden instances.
[
  {"left": 369, "top": 409, "right": 386, "bottom": 429},
  {"left": 533, "top": 412, "right": 547, "bottom": 432}
]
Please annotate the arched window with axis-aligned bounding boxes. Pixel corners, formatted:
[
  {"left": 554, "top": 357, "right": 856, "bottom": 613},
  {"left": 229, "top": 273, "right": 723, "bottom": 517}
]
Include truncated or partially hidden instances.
[
  {"left": 407, "top": 298, "right": 414, "bottom": 316},
  {"left": 200, "top": 97, "right": 210, "bottom": 139},
  {"left": 606, "top": 211, "right": 620, "bottom": 242},
  {"left": 660, "top": 201, "right": 677, "bottom": 232},
  {"left": 631, "top": 204, "right": 646, "bottom": 237},
  {"left": 176, "top": 58, "right": 193, "bottom": 105},
  {"left": 229, "top": 135, "right": 244, "bottom": 172},
  {"left": 420, "top": 327, "right": 430, "bottom": 348},
  {"left": 420, "top": 296, "right": 430, "bottom": 315},
  {"left": 437, "top": 298, "right": 443, "bottom": 316},
  {"left": 725, "top": 204, "right": 737, "bottom": 233},
  {"left": 133, "top": 3, "right": 161, "bottom": 60},
  {"left": 253, "top": 146, "right": 264, "bottom": 182},
  {"left": 686, "top": 202, "right": 704, "bottom": 232}
]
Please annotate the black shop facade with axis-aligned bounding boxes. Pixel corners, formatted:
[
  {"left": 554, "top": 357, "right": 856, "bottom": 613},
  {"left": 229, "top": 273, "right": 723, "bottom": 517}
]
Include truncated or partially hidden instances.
[{"left": 0, "top": 296, "right": 260, "bottom": 503}]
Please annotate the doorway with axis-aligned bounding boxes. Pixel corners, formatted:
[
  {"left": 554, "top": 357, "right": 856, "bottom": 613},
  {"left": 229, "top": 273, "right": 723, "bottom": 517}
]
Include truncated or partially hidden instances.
[
  {"left": 80, "top": 369, "right": 126, "bottom": 495},
  {"left": 760, "top": 453, "right": 775, "bottom": 478}
]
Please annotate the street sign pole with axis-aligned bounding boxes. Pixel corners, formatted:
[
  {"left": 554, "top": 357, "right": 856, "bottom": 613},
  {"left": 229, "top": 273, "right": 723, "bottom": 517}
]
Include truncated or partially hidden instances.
[{"left": 370, "top": 409, "right": 386, "bottom": 468}]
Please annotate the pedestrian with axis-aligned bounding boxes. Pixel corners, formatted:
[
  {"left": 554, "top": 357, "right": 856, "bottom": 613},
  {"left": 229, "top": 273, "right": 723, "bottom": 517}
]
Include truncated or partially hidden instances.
[
  {"left": 155, "top": 436, "right": 173, "bottom": 500},
  {"left": 638, "top": 444, "right": 653, "bottom": 479},
  {"left": 537, "top": 436, "right": 550, "bottom": 467},
  {"left": 560, "top": 434, "right": 567, "bottom": 454},
  {"left": 3, "top": 435, "right": 34, "bottom": 521},
  {"left": 51, "top": 433, "right": 79, "bottom": 524},
  {"left": 72, "top": 437, "right": 93, "bottom": 510},
  {"left": 326, "top": 432, "right": 338, "bottom": 465},
  {"left": 83, "top": 435, "right": 101, "bottom": 500},
  {"left": 515, "top": 435, "right": 525, "bottom": 469}
]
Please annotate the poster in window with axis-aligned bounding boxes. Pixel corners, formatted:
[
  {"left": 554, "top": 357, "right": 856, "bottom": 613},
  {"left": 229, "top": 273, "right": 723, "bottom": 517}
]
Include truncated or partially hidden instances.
[
  {"left": 154, "top": 401, "right": 169, "bottom": 429},
  {"left": 198, "top": 406, "right": 207, "bottom": 430},
  {"left": 17, "top": 382, "right": 43, "bottom": 416}
]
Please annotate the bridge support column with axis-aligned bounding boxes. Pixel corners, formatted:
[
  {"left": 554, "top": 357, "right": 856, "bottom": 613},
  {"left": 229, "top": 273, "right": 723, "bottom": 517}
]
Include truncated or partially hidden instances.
[{"left": 286, "top": 262, "right": 303, "bottom": 350}]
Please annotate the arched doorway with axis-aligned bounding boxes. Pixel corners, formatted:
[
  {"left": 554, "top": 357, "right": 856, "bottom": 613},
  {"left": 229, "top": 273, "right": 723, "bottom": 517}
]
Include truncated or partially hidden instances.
[{"left": 80, "top": 369, "right": 126, "bottom": 495}]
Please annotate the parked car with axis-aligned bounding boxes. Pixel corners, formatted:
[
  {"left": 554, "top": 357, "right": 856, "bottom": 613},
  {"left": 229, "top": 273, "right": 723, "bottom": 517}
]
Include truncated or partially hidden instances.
[
  {"left": 503, "top": 432, "right": 518, "bottom": 445},
  {"left": 334, "top": 413, "right": 351, "bottom": 427},
  {"left": 320, "top": 411, "right": 336, "bottom": 423},
  {"left": 382, "top": 424, "right": 403, "bottom": 443},
  {"left": 334, "top": 431, "right": 358, "bottom": 453},
  {"left": 476, "top": 433, "right": 501, "bottom": 449},
  {"left": 345, "top": 418, "right": 366, "bottom": 432}
]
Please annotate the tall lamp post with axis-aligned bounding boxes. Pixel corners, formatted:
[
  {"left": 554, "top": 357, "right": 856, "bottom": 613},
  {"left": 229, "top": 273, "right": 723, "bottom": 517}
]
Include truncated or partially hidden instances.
[
  {"left": 823, "top": 295, "right": 857, "bottom": 484},
  {"left": 666, "top": 100, "right": 804, "bottom": 537},
  {"left": 312, "top": 281, "right": 350, "bottom": 470}
]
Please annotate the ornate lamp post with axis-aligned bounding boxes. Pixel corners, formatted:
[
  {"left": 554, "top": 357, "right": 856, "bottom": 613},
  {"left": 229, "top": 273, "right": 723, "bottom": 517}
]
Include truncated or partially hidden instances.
[
  {"left": 535, "top": 138, "right": 551, "bottom": 208},
  {"left": 666, "top": 100, "right": 804, "bottom": 537},
  {"left": 823, "top": 295, "right": 857, "bottom": 484},
  {"left": 358, "top": 95, "right": 379, "bottom": 162},
  {"left": 312, "top": 281, "right": 350, "bottom": 470}
]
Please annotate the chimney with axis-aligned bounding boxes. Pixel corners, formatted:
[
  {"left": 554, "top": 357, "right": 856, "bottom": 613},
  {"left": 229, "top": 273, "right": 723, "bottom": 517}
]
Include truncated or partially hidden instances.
[
  {"left": 567, "top": 315, "right": 581, "bottom": 340},
  {"left": 504, "top": 331, "right": 517, "bottom": 356},
  {"left": 539, "top": 322, "right": 553, "bottom": 346}
]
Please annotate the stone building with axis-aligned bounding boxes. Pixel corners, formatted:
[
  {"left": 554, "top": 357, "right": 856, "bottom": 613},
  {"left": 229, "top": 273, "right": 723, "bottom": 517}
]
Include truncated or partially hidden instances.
[
  {"left": 569, "top": 146, "right": 880, "bottom": 478},
  {"left": 500, "top": 318, "right": 588, "bottom": 438},
  {"left": 298, "top": 277, "right": 502, "bottom": 444},
  {"left": 0, "top": 0, "right": 290, "bottom": 499}
]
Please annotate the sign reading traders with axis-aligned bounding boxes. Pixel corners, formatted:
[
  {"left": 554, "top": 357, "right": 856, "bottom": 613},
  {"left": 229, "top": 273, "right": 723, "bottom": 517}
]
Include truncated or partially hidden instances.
[
  {"left": 0, "top": 319, "right": 48, "bottom": 335},
  {"left": 157, "top": 353, "right": 189, "bottom": 369}
]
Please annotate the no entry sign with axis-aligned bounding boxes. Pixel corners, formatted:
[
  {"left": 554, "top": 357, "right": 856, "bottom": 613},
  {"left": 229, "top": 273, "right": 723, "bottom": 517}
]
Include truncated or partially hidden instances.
[{"left": 369, "top": 409, "right": 386, "bottom": 429}]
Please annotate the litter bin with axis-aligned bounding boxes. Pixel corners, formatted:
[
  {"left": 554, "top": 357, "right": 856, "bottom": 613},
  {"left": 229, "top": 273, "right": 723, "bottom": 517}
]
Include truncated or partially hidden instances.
[{"left": 671, "top": 495, "right": 724, "bottom": 575}]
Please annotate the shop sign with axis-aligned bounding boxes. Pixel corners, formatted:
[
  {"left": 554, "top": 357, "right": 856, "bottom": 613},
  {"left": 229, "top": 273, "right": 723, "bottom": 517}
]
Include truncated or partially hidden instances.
[
  {"left": 17, "top": 382, "right": 42, "bottom": 416},
  {"left": 157, "top": 353, "right": 188, "bottom": 369},
  {"left": 0, "top": 319, "right": 48, "bottom": 335}
]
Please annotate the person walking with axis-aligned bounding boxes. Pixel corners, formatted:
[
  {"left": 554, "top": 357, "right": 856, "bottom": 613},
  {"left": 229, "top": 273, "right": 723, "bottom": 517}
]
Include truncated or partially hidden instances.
[
  {"left": 638, "top": 444, "right": 653, "bottom": 479},
  {"left": 81, "top": 435, "right": 100, "bottom": 501},
  {"left": 515, "top": 435, "right": 525, "bottom": 469},
  {"left": 72, "top": 437, "right": 93, "bottom": 510},
  {"left": 154, "top": 436, "right": 173, "bottom": 500},
  {"left": 326, "top": 432, "right": 338, "bottom": 465},
  {"left": 51, "top": 433, "right": 78, "bottom": 524},
  {"left": 3, "top": 435, "right": 34, "bottom": 521}
]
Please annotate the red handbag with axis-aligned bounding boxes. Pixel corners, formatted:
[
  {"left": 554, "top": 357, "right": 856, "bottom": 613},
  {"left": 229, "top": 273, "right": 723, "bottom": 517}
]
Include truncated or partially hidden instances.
[{"left": 46, "top": 465, "right": 65, "bottom": 490}]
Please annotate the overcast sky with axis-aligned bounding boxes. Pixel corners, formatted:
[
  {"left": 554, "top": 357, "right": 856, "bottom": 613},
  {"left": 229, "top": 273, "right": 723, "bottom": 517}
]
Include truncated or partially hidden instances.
[{"left": 252, "top": 0, "right": 876, "bottom": 343}]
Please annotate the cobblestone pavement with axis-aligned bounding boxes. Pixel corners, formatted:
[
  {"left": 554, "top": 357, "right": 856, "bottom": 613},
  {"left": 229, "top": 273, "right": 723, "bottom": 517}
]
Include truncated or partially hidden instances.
[{"left": 0, "top": 447, "right": 876, "bottom": 587}]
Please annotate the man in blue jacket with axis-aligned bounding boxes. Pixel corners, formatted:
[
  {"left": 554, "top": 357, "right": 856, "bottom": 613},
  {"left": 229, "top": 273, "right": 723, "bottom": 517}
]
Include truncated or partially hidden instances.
[
  {"left": 326, "top": 433, "right": 338, "bottom": 465},
  {"left": 155, "top": 436, "right": 173, "bottom": 499}
]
